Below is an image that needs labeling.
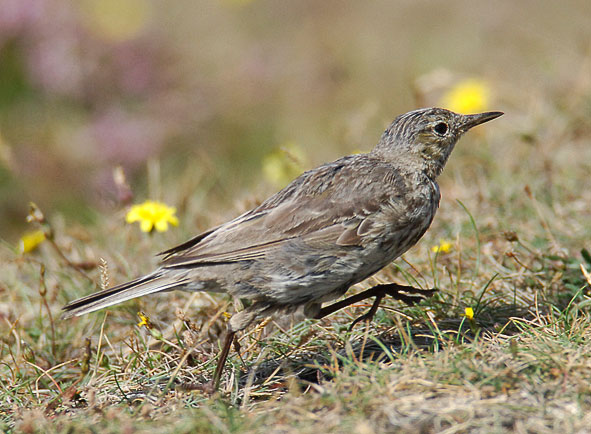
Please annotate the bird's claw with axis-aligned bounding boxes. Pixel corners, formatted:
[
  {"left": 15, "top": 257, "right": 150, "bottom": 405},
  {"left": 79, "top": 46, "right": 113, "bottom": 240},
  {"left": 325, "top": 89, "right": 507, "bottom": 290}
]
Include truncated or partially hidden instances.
[{"left": 348, "top": 285, "right": 437, "bottom": 331}]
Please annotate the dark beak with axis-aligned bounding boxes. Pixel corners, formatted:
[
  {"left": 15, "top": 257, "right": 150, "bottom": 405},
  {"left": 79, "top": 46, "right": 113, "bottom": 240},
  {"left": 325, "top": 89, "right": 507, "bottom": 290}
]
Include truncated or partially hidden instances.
[{"left": 460, "top": 111, "right": 504, "bottom": 131}]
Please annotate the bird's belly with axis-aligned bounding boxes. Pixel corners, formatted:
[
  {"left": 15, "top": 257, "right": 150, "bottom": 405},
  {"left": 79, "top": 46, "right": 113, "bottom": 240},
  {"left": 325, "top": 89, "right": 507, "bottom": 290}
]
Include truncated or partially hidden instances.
[{"left": 229, "top": 197, "right": 438, "bottom": 307}]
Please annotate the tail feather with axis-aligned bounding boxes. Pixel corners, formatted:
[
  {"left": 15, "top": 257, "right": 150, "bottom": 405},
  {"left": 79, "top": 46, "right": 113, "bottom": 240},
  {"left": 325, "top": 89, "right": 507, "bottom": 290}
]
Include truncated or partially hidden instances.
[{"left": 61, "top": 271, "right": 188, "bottom": 319}]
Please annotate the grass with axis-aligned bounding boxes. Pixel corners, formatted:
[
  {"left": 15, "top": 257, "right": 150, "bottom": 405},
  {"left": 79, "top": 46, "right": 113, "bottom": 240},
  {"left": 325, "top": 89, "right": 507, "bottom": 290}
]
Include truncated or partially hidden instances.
[{"left": 2, "top": 96, "right": 591, "bottom": 433}]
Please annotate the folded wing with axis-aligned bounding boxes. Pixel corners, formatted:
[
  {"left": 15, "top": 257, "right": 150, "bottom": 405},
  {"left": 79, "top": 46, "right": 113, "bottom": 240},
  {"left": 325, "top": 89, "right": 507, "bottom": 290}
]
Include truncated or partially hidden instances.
[{"left": 161, "top": 155, "right": 407, "bottom": 268}]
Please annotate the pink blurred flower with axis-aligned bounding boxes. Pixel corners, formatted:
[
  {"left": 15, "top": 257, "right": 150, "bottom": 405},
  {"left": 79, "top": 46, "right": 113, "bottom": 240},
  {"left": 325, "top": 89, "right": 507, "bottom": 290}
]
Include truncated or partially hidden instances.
[
  {"left": 91, "top": 109, "right": 166, "bottom": 167},
  {"left": 111, "top": 41, "right": 160, "bottom": 95},
  {"left": 0, "top": 0, "right": 44, "bottom": 41},
  {"left": 26, "top": 32, "right": 84, "bottom": 97}
]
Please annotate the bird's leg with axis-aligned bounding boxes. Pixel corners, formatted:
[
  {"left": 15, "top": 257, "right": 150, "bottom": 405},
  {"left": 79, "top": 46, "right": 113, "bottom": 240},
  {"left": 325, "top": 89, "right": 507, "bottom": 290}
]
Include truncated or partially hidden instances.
[
  {"left": 200, "top": 301, "right": 269, "bottom": 392},
  {"left": 212, "top": 330, "right": 236, "bottom": 390},
  {"left": 347, "top": 293, "right": 385, "bottom": 332},
  {"left": 313, "top": 285, "right": 389, "bottom": 319},
  {"left": 314, "top": 283, "right": 436, "bottom": 330},
  {"left": 185, "top": 329, "right": 235, "bottom": 395}
]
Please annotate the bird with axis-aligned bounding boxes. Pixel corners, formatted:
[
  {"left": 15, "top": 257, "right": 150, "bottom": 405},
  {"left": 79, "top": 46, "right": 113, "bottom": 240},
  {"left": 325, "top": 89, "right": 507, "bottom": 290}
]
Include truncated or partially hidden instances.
[{"left": 63, "top": 107, "right": 503, "bottom": 390}]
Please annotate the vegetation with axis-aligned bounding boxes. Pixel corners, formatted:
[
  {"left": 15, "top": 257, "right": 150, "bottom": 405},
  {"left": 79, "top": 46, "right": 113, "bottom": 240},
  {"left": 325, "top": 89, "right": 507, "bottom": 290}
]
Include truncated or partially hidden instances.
[{"left": 1, "top": 1, "right": 591, "bottom": 432}]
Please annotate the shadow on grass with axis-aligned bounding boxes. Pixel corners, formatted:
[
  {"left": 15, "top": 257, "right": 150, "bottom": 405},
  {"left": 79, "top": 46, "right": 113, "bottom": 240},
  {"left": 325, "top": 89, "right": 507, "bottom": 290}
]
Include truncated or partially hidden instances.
[{"left": 237, "top": 303, "right": 532, "bottom": 389}]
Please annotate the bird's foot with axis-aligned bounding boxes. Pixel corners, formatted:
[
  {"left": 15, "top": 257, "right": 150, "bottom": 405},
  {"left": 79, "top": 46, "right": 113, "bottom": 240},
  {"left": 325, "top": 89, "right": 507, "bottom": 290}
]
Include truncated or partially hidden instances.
[
  {"left": 348, "top": 284, "right": 437, "bottom": 331},
  {"left": 348, "top": 294, "right": 385, "bottom": 331},
  {"left": 378, "top": 283, "right": 437, "bottom": 306}
]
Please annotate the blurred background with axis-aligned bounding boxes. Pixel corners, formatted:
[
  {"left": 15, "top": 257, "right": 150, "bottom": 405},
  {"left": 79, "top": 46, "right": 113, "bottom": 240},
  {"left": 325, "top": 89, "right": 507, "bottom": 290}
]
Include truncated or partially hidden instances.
[{"left": 1, "top": 0, "right": 590, "bottom": 241}]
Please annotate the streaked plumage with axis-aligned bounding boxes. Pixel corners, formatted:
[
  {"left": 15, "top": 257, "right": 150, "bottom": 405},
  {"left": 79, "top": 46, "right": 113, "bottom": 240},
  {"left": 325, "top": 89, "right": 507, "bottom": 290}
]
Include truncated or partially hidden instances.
[{"left": 63, "top": 107, "right": 502, "bottom": 388}]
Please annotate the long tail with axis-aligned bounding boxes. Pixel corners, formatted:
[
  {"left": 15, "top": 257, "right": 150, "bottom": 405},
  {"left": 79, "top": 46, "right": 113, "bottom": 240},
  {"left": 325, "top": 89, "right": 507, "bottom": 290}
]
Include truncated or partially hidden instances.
[{"left": 61, "top": 271, "right": 188, "bottom": 319}]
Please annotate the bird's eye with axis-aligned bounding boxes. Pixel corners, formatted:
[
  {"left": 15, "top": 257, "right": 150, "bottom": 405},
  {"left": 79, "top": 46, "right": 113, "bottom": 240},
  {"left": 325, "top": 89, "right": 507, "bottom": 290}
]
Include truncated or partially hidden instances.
[{"left": 434, "top": 122, "right": 448, "bottom": 136}]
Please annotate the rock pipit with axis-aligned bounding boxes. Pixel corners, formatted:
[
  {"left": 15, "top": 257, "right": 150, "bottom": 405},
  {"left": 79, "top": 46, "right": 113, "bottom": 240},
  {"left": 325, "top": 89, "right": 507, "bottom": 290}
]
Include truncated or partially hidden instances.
[{"left": 63, "top": 107, "right": 502, "bottom": 390}]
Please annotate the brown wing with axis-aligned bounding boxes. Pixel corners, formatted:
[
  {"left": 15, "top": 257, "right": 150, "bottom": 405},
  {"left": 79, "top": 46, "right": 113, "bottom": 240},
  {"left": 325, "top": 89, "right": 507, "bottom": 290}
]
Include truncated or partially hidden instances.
[{"left": 160, "top": 154, "right": 407, "bottom": 268}]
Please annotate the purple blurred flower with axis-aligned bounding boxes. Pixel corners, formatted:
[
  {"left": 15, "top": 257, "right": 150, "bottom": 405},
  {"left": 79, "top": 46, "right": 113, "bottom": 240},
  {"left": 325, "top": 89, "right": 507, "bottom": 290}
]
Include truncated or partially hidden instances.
[
  {"left": 0, "top": 0, "right": 44, "bottom": 41},
  {"left": 26, "top": 32, "right": 85, "bottom": 97},
  {"left": 91, "top": 108, "right": 166, "bottom": 167},
  {"left": 111, "top": 41, "right": 161, "bottom": 95}
]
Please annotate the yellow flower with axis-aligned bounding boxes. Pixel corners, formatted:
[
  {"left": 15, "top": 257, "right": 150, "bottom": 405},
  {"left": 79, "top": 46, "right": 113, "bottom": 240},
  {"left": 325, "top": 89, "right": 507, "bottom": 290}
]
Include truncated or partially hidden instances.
[
  {"left": 464, "top": 307, "right": 474, "bottom": 320},
  {"left": 431, "top": 239, "right": 452, "bottom": 254},
  {"left": 441, "top": 79, "right": 491, "bottom": 114},
  {"left": 126, "top": 200, "right": 179, "bottom": 233},
  {"left": 137, "top": 311, "right": 152, "bottom": 328},
  {"left": 137, "top": 311, "right": 163, "bottom": 339},
  {"left": 262, "top": 142, "right": 306, "bottom": 188},
  {"left": 19, "top": 230, "right": 46, "bottom": 254}
]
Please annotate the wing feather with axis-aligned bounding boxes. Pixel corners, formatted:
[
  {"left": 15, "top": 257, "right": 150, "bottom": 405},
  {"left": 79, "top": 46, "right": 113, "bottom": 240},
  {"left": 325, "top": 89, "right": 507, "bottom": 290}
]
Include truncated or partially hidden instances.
[{"left": 160, "top": 155, "right": 408, "bottom": 268}]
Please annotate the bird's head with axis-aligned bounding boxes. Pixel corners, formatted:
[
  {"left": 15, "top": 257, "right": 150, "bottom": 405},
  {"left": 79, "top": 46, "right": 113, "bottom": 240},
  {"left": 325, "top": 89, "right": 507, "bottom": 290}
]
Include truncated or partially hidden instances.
[{"left": 373, "top": 107, "right": 503, "bottom": 178}]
